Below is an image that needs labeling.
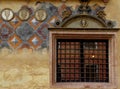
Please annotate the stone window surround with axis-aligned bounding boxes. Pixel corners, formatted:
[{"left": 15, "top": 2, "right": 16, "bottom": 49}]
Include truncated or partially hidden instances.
[{"left": 49, "top": 28, "right": 118, "bottom": 89}]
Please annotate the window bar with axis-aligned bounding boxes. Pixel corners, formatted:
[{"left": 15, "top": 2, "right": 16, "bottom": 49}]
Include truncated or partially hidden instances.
[
  {"left": 96, "top": 64, "right": 99, "bottom": 82},
  {"left": 57, "top": 40, "right": 61, "bottom": 82},
  {"left": 89, "top": 42, "right": 91, "bottom": 82},
  {"left": 81, "top": 41, "right": 84, "bottom": 82},
  {"left": 77, "top": 41, "right": 80, "bottom": 82},
  {"left": 69, "top": 41, "right": 71, "bottom": 82},
  {"left": 79, "top": 42, "right": 81, "bottom": 82},
  {"left": 59, "top": 41, "right": 61, "bottom": 82},
  {"left": 106, "top": 41, "right": 109, "bottom": 82},
  {"left": 65, "top": 40, "right": 66, "bottom": 82},
  {"left": 72, "top": 41, "right": 76, "bottom": 81},
  {"left": 88, "top": 42, "right": 90, "bottom": 82},
  {"left": 101, "top": 42, "right": 103, "bottom": 82},
  {"left": 70, "top": 41, "right": 73, "bottom": 82},
  {"left": 98, "top": 43, "right": 100, "bottom": 82},
  {"left": 93, "top": 44, "right": 95, "bottom": 82}
]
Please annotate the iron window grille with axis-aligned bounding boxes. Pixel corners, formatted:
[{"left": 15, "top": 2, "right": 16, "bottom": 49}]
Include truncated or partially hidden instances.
[{"left": 56, "top": 39, "right": 109, "bottom": 83}]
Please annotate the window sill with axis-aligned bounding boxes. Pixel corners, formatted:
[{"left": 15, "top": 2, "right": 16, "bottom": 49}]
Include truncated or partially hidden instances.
[{"left": 51, "top": 82, "right": 117, "bottom": 89}]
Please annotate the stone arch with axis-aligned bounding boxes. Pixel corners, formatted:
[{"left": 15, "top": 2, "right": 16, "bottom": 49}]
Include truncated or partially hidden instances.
[{"left": 60, "top": 14, "right": 108, "bottom": 28}]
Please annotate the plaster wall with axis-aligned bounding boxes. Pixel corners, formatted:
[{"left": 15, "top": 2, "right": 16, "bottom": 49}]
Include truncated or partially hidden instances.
[{"left": 0, "top": 0, "right": 119, "bottom": 89}]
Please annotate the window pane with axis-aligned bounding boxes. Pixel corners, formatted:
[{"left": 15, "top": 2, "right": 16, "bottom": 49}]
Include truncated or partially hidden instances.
[{"left": 56, "top": 39, "right": 109, "bottom": 82}]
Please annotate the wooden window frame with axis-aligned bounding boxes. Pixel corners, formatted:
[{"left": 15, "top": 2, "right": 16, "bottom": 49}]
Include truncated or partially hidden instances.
[{"left": 49, "top": 28, "right": 118, "bottom": 89}]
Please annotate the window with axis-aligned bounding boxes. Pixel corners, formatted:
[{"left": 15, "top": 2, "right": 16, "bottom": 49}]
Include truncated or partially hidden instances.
[
  {"left": 49, "top": 28, "right": 118, "bottom": 89},
  {"left": 56, "top": 39, "right": 109, "bottom": 82},
  {"left": 83, "top": 42, "right": 98, "bottom": 49}
]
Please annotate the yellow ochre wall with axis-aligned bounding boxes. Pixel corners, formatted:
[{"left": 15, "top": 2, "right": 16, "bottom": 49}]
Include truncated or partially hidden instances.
[{"left": 0, "top": 0, "right": 120, "bottom": 89}]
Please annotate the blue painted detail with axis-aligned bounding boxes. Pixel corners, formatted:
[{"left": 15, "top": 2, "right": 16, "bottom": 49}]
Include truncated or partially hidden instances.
[
  {"left": 0, "top": 2, "right": 116, "bottom": 50},
  {"left": 0, "top": 41, "right": 11, "bottom": 49},
  {"left": 16, "top": 22, "right": 34, "bottom": 41}
]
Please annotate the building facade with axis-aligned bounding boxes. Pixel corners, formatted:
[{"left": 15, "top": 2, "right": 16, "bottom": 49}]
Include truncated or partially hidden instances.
[{"left": 0, "top": 0, "right": 119, "bottom": 89}]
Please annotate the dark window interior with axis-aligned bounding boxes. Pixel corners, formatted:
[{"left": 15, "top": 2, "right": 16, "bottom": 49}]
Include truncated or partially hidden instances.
[{"left": 56, "top": 39, "right": 109, "bottom": 82}]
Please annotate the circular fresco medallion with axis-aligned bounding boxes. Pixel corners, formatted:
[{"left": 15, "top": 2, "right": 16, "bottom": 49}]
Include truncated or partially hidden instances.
[
  {"left": 18, "top": 8, "right": 30, "bottom": 21},
  {"left": 35, "top": 9, "right": 47, "bottom": 21},
  {"left": 1, "top": 8, "right": 14, "bottom": 21}
]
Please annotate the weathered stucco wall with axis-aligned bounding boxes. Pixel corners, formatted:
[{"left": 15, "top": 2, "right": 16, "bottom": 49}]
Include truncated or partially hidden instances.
[{"left": 0, "top": 0, "right": 120, "bottom": 89}]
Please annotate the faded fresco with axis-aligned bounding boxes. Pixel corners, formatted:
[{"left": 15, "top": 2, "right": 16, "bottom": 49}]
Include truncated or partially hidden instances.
[
  {"left": 0, "top": 1, "right": 115, "bottom": 51},
  {"left": 0, "top": 0, "right": 119, "bottom": 89}
]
